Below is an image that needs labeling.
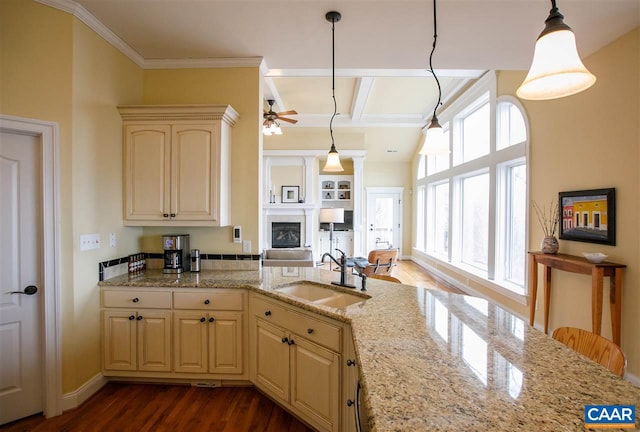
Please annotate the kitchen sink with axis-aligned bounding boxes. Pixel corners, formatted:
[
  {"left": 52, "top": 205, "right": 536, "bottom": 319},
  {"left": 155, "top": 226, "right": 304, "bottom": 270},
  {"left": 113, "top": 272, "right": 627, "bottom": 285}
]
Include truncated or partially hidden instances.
[{"left": 275, "top": 281, "right": 370, "bottom": 309}]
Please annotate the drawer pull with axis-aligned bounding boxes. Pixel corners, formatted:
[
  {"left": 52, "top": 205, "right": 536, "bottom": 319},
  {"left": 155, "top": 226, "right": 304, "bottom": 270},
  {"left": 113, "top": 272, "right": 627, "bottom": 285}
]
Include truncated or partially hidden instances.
[
  {"left": 307, "top": 328, "right": 314, "bottom": 334},
  {"left": 136, "top": 315, "right": 143, "bottom": 321},
  {"left": 288, "top": 338, "right": 295, "bottom": 346},
  {"left": 347, "top": 359, "right": 356, "bottom": 367},
  {"left": 132, "top": 297, "right": 139, "bottom": 303},
  {"left": 204, "top": 299, "right": 210, "bottom": 305},
  {"left": 170, "top": 213, "right": 176, "bottom": 218},
  {"left": 209, "top": 317, "right": 215, "bottom": 323},
  {"left": 347, "top": 399, "right": 354, "bottom": 407},
  {"left": 128, "top": 315, "right": 135, "bottom": 321},
  {"left": 200, "top": 317, "right": 206, "bottom": 323},
  {"left": 265, "top": 310, "right": 272, "bottom": 317},
  {"left": 281, "top": 337, "right": 289, "bottom": 344},
  {"left": 163, "top": 213, "right": 169, "bottom": 218}
]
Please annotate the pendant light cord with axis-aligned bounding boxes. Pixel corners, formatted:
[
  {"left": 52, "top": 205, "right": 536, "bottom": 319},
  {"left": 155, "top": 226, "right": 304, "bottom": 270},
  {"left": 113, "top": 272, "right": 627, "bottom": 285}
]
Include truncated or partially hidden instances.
[
  {"left": 429, "top": 0, "right": 442, "bottom": 120},
  {"left": 329, "top": 18, "right": 338, "bottom": 150}
]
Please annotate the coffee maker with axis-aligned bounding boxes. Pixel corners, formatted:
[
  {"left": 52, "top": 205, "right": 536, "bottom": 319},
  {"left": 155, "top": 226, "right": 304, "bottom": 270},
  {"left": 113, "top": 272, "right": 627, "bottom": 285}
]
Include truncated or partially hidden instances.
[{"left": 162, "top": 234, "right": 190, "bottom": 274}]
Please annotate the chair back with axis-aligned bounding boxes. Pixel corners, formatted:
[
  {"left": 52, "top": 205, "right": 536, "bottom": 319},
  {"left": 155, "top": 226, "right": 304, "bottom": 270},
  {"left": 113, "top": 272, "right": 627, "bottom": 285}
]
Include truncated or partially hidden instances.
[
  {"left": 363, "top": 249, "right": 398, "bottom": 276},
  {"left": 368, "top": 274, "right": 401, "bottom": 283},
  {"left": 552, "top": 326, "right": 626, "bottom": 377}
]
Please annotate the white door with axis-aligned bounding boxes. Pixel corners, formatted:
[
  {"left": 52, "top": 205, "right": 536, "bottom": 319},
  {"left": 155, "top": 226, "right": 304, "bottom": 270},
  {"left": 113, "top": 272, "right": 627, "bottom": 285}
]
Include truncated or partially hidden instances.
[
  {"left": 366, "top": 188, "right": 403, "bottom": 253},
  {"left": 0, "top": 132, "right": 43, "bottom": 424}
]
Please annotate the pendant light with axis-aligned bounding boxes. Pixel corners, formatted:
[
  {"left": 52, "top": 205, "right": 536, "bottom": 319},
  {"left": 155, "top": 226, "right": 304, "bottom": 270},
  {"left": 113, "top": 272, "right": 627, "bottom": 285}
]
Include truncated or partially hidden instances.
[
  {"left": 419, "top": 0, "right": 449, "bottom": 156},
  {"left": 517, "top": 0, "right": 596, "bottom": 100},
  {"left": 323, "top": 11, "right": 344, "bottom": 173}
]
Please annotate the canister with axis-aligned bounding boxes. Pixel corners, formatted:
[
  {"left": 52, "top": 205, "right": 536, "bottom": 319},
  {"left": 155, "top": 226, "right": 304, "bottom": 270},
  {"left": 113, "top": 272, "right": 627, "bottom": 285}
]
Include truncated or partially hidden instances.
[{"left": 190, "top": 249, "right": 201, "bottom": 272}]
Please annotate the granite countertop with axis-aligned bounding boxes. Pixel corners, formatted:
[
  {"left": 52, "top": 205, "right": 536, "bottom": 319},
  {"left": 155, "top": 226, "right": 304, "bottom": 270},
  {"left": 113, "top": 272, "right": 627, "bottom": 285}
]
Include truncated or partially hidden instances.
[{"left": 100, "top": 268, "right": 640, "bottom": 431}]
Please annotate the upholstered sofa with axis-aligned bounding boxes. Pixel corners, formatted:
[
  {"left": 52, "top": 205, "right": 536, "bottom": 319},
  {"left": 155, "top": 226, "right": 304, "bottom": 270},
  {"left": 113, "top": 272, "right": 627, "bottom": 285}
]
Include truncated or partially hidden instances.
[{"left": 262, "top": 248, "right": 314, "bottom": 267}]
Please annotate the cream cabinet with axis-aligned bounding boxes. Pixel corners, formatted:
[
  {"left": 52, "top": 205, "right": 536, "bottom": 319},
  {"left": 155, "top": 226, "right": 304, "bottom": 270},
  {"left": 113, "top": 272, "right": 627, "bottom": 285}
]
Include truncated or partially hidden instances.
[
  {"left": 250, "top": 293, "right": 341, "bottom": 432},
  {"left": 319, "top": 230, "right": 354, "bottom": 258},
  {"left": 101, "top": 287, "right": 247, "bottom": 381},
  {"left": 118, "top": 105, "right": 238, "bottom": 226},
  {"left": 102, "top": 290, "right": 172, "bottom": 373}
]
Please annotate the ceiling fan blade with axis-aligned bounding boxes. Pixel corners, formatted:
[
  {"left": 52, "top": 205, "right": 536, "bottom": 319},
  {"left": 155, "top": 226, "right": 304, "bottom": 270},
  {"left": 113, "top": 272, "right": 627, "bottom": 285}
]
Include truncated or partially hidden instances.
[
  {"left": 263, "top": 108, "right": 269, "bottom": 114},
  {"left": 278, "top": 117, "right": 298, "bottom": 124},
  {"left": 277, "top": 110, "right": 298, "bottom": 116},
  {"left": 263, "top": 120, "right": 269, "bottom": 126}
]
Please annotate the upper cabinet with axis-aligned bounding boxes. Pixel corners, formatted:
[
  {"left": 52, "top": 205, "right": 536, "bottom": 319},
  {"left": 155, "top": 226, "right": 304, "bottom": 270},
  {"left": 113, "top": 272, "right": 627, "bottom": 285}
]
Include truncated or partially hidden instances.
[
  {"left": 320, "top": 175, "right": 353, "bottom": 210},
  {"left": 119, "top": 105, "right": 238, "bottom": 226}
]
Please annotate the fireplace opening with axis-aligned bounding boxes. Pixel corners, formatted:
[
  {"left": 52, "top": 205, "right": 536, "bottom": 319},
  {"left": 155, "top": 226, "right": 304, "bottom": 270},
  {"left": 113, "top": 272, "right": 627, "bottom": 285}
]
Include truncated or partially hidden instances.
[{"left": 272, "top": 222, "right": 301, "bottom": 248}]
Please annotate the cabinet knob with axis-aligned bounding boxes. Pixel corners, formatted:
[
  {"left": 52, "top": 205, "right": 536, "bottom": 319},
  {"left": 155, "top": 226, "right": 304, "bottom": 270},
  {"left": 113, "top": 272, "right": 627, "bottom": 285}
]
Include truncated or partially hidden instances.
[
  {"left": 204, "top": 299, "right": 210, "bottom": 305},
  {"left": 132, "top": 297, "right": 139, "bottom": 303},
  {"left": 281, "top": 337, "right": 289, "bottom": 344},
  {"left": 208, "top": 317, "right": 215, "bottom": 323},
  {"left": 136, "top": 315, "right": 143, "bottom": 321},
  {"left": 265, "top": 310, "right": 272, "bottom": 317},
  {"left": 347, "top": 359, "right": 356, "bottom": 367},
  {"left": 288, "top": 338, "right": 295, "bottom": 346},
  {"left": 307, "top": 328, "right": 314, "bottom": 334},
  {"left": 347, "top": 399, "right": 354, "bottom": 407},
  {"left": 128, "top": 315, "right": 135, "bottom": 321},
  {"left": 170, "top": 213, "right": 176, "bottom": 218},
  {"left": 163, "top": 213, "right": 169, "bottom": 218},
  {"left": 200, "top": 317, "right": 206, "bottom": 323}
]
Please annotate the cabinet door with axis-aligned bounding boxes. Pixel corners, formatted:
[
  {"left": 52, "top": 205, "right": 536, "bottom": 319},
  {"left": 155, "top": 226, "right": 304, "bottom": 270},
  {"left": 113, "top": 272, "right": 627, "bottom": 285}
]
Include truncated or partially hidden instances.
[
  {"left": 342, "top": 327, "right": 358, "bottom": 432},
  {"left": 252, "top": 319, "right": 290, "bottom": 402},
  {"left": 173, "top": 311, "right": 208, "bottom": 373},
  {"left": 137, "top": 310, "right": 172, "bottom": 372},
  {"left": 290, "top": 336, "right": 340, "bottom": 432},
  {"left": 123, "top": 124, "right": 171, "bottom": 221},
  {"left": 171, "top": 124, "right": 219, "bottom": 222},
  {"left": 103, "top": 310, "right": 137, "bottom": 371},
  {"left": 208, "top": 312, "right": 243, "bottom": 375}
]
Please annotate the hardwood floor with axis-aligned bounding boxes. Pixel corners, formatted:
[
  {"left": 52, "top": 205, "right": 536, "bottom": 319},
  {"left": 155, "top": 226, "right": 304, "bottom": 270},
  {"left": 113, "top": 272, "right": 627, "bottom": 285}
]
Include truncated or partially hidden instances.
[{"left": 0, "top": 383, "right": 314, "bottom": 432}]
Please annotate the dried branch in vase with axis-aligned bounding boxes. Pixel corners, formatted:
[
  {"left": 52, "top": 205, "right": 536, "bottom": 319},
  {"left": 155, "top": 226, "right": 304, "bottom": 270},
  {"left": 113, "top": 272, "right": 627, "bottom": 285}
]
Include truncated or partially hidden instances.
[{"left": 532, "top": 199, "right": 559, "bottom": 237}]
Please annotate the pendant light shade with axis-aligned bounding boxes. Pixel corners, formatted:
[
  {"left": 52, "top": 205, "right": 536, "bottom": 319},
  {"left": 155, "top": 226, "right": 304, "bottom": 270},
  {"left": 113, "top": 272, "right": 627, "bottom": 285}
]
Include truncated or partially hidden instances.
[
  {"left": 517, "top": 0, "right": 596, "bottom": 100},
  {"left": 322, "top": 11, "right": 345, "bottom": 173},
  {"left": 420, "top": 115, "right": 448, "bottom": 155},
  {"left": 419, "top": 0, "right": 450, "bottom": 156}
]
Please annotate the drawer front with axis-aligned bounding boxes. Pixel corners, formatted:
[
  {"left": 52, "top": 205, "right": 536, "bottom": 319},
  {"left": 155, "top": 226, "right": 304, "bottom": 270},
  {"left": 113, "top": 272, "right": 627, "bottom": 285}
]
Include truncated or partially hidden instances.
[
  {"left": 103, "top": 290, "right": 171, "bottom": 309},
  {"left": 287, "top": 310, "right": 341, "bottom": 353},
  {"left": 251, "top": 294, "right": 341, "bottom": 352},
  {"left": 174, "top": 290, "right": 245, "bottom": 311}
]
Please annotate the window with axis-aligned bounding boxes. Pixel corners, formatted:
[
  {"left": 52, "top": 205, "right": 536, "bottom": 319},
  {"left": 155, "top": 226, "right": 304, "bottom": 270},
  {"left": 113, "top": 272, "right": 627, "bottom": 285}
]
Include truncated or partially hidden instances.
[
  {"left": 427, "top": 125, "right": 450, "bottom": 175},
  {"left": 415, "top": 72, "right": 529, "bottom": 299}
]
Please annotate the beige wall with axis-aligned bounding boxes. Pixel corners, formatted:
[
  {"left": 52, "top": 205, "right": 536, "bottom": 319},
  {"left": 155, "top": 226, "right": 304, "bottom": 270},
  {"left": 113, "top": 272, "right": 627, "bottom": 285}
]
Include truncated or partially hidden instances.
[
  {"left": 413, "top": 28, "right": 640, "bottom": 378},
  {"left": 141, "top": 68, "right": 261, "bottom": 253},
  {"left": 0, "top": 1, "right": 144, "bottom": 392},
  {"left": 70, "top": 19, "right": 144, "bottom": 389}
]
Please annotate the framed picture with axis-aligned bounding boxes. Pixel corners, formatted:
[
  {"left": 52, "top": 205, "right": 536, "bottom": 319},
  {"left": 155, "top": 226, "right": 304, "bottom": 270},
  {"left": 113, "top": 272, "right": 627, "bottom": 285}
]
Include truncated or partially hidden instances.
[
  {"left": 558, "top": 188, "right": 616, "bottom": 245},
  {"left": 281, "top": 186, "right": 300, "bottom": 203}
]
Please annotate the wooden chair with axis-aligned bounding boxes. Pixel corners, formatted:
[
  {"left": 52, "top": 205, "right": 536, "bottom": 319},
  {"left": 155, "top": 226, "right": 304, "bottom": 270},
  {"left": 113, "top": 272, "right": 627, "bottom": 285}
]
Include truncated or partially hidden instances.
[
  {"left": 368, "top": 274, "right": 401, "bottom": 283},
  {"left": 551, "top": 326, "right": 626, "bottom": 377},
  {"left": 362, "top": 249, "right": 399, "bottom": 277}
]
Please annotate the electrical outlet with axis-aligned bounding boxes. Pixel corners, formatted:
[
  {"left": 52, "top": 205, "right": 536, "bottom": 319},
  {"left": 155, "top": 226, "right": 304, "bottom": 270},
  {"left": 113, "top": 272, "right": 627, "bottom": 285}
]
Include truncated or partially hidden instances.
[
  {"left": 80, "top": 233, "right": 101, "bottom": 251},
  {"left": 242, "top": 240, "right": 251, "bottom": 254},
  {"left": 109, "top": 232, "right": 116, "bottom": 248}
]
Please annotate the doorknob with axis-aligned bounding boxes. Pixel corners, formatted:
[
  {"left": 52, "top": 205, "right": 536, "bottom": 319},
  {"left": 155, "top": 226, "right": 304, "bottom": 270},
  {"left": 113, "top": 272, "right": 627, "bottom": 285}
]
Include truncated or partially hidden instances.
[{"left": 10, "top": 285, "right": 38, "bottom": 295}]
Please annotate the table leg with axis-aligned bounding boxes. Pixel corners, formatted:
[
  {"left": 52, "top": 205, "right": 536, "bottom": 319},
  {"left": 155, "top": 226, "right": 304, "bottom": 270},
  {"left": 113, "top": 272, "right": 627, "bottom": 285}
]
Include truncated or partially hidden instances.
[
  {"left": 543, "top": 265, "right": 552, "bottom": 335},
  {"left": 610, "top": 269, "right": 623, "bottom": 346},
  {"left": 528, "top": 255, "right": 538, "bottom": 327},
  {"left": 591, "top": 267, "right": 604, "bottom": 335}
]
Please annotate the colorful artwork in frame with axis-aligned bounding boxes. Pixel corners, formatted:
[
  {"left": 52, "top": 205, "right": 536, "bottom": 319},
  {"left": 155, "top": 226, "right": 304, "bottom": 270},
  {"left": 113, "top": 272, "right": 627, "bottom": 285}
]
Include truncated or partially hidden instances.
[{"left": 558, "top": 188, "right": 616, "bottom": 245}]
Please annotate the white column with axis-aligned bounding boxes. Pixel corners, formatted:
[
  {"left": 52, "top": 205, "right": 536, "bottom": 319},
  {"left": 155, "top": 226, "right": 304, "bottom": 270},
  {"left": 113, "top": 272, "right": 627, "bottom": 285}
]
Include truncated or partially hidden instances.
[{"left": 352, "top": 156, "right": 365, "bottom": 256}]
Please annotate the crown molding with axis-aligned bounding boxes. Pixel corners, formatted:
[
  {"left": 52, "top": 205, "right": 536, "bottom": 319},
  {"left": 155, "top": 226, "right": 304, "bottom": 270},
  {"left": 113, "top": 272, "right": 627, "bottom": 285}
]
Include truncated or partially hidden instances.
[{"left": 35, "top": 0, "right": 263, "bottom": 70}]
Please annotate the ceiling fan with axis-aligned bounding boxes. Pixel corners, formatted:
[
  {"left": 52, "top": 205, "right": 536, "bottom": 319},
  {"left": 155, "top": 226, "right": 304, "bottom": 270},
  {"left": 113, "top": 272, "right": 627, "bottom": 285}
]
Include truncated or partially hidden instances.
[{"left": 263, "top": 99, "right": 297, "bottom": 135}]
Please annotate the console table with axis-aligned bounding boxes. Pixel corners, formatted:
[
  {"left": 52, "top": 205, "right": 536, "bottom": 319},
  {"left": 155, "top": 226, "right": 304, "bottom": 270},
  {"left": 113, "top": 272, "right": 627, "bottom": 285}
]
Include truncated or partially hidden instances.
[{"left": 528, "top": 252, "right": 625, "bottom": 346}]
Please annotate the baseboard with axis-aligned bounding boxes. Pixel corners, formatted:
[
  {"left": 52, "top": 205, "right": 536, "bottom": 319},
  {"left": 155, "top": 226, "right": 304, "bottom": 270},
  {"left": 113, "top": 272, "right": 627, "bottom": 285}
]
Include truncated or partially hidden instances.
[{"left": 61, "top": 373, "right": 108, "bottom": 412}]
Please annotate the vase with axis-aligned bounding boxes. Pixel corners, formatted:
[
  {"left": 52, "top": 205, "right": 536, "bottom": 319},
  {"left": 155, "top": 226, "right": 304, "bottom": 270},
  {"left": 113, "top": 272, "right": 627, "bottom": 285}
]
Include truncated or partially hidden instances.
[{"left": 541, "top": 236, "right": 559, "bottom": 254}]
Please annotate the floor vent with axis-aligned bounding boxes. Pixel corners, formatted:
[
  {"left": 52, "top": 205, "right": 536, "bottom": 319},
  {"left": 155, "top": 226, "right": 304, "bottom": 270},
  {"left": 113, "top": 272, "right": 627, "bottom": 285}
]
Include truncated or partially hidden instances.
[{"left": 192, "top": 380, "right": 222, "bottom": 388}]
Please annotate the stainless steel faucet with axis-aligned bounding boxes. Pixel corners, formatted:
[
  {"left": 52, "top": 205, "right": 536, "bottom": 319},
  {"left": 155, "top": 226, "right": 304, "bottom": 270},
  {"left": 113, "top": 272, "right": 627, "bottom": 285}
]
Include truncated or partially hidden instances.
[{"left": 321, "top": 249, "right": 355, "bottom": 288}]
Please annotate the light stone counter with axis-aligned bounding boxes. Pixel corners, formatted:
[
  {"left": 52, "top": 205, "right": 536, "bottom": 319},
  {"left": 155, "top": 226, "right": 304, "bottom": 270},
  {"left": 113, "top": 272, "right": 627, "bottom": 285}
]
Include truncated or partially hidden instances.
[{"left": 100, "top": 268, "right": 640, "bottom": 431}]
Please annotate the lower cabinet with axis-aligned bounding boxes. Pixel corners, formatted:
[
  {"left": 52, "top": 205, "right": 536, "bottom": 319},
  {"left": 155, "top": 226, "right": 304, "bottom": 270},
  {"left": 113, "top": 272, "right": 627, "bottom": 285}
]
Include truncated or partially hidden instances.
[
  {"left": 250, "top": 293, "right": 341, "bottom": 432},
  {"left": 103, "top": 309, "right": 172, "bottom": 372},
  {"left": 173, "top": 310, "right": 243, "bottom": 375}
]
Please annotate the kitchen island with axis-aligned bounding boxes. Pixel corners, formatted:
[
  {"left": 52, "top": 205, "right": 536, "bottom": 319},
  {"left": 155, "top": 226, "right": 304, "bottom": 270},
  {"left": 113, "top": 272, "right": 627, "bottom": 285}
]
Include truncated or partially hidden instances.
[{"left": 100, "top": 267, "right": 640, "bottom": 431}]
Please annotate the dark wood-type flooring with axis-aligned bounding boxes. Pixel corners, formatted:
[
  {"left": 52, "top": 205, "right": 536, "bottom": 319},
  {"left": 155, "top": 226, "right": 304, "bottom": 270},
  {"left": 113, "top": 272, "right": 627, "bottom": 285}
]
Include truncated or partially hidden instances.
[{"left": 0, "top": 383, "right": 314, "bottom": 432}]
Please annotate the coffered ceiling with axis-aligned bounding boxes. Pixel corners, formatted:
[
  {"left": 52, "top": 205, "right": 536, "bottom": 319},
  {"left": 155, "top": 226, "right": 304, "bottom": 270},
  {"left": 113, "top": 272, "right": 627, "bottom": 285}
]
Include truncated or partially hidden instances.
[{"left": 50, "top": 0, "right": 640, "bottom": 161}]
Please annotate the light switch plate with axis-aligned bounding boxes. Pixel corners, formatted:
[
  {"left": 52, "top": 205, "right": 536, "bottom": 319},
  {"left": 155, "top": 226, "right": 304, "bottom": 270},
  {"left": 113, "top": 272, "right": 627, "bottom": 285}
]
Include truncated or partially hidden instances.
[
  {"left": 242, "top": 240, "right": 251, "bottom": 253},
  {"left": 233, "top": 226, "right": 241, "bottom": 243},
  {"left": 109, "top": 232, "right": 116, "bottom": 248},
  {"left": 80, "top": 233, "right": 101, "bottom": 251}
]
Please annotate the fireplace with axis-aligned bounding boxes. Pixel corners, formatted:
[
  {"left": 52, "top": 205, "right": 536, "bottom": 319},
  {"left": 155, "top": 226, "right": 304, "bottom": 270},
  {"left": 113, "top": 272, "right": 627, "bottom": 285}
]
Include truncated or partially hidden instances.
[{"left": 272, "top": 222, "right": 301, "bottom": 248}]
